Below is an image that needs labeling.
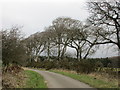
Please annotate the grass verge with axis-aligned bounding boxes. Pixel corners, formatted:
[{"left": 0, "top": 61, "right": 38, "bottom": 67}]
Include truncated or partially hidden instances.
[
  {"left": 50, "top": 69, "right": 118, "bottom": 88},
  {"left": 24, "top": 70, "right": 47, "bottom": 88}
]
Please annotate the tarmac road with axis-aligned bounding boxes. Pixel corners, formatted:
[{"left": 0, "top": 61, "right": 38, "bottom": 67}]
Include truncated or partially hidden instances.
[{"left": 30, "top": 69, "right": 96, "bottom": 89}]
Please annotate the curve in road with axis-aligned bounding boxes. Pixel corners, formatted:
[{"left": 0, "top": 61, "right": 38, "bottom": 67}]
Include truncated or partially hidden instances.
[{"left": 30, "top": 69, "right": 96, "bottom": 89}]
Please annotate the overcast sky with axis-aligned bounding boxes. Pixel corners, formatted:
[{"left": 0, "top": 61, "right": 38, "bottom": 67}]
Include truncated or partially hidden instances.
[
  {"left": 1, "top": 0, "right": 88, "bottom": 36},
  {"left": 1, "top": 0, "right": 118, "bottom": 58}
]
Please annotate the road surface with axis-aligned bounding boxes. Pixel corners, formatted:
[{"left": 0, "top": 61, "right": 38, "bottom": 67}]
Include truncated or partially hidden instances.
[{"left": 30, "top": 69, "right": 96, "bottom": 89}]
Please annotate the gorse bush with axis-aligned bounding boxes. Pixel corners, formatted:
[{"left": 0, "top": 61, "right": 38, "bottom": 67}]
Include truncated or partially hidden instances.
[
  {"left": 26, "top": 56, "right": 118, "bottom": 74},
  {"left": 75, "top": 60, "right": 96, "bottom": 74}
]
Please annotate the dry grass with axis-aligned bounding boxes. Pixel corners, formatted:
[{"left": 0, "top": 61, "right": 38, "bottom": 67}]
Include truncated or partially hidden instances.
[
  {"left": 2, "top": 65, "right": 27, "bottom": 88},
  {"left": 51, "top": 69, "right": 118, "bottom": 88},
  {"left": 53, "top": 69, "right": 77, "bottom": 74},
  {"left": 3, "top": 71, "right": 27, "bottom": 88},
  {"left": 88, "top": 72, "right": 118, "bottom": 87},
  {"left": 54, "top": 69, "right": 118, "bottom": 86},
  {"left": 50, "top": 69, "right": 118, "bottom": 88}
]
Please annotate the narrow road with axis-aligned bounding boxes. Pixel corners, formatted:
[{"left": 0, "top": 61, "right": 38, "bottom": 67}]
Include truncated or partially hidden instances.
[{"left": 30, "top": 69, "right": 96, "bottom": 88}]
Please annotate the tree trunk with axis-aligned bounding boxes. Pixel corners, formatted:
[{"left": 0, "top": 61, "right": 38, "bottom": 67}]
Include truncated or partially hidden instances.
[
  {"left": 61, "top": 45, "right": 67, "bottom": 59},
  {"left": 76, "top": 49, "right": 79, "bottom": 61},
  {"left": 83, "top": 45, "right": 93, "bottom": 59},
  {"left": 58, "top": 36, "right": 61, "bottom": 61},
  {"left": 79, "top": 48, "right": 82, "bottom": 60},
  {"left": 47, "top": 40, "right": 50, "bottom": 60}
]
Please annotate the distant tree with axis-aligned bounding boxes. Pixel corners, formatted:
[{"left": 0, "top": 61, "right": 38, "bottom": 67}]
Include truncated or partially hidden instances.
[
  {"left": 24, "top": 31, "right": 47, "bottom": 62},
  {"left": 50, "top": 17, "right": 83, "bottom": 60},
  {"left": 67, "top": 22, "right": 99, "bottom": 60},
  {"left": 44, "top": 27, "right": 57, "bottom": 60},
  {"left": 88, "top": 1, "right": 120, "bottom": 49},
  {"left": 2, "top": 27, "right": 27, "bottom": 66},
  {"left": 22, "top": 36, "right": 34, "bottom": 62},
  {"left": 51, "top": 17, "right": 73, "bottom": 60},
  {"left": 47, "top": 17, "right": 98, "bottom": 60},
  {"left": 23, "top": 17, "right": 100, "bottom": 61}
]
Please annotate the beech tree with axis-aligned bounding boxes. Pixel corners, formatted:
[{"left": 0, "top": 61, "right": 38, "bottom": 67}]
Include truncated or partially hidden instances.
[
  {"left": 23, "top": 17, "right": 101, "bottom": 61},
  {"left": 88, "top": 1, "right": 120, "bottom": 49},
  {"left": 44, "top": 27, "right": 57, "bottom": 60},
  {"left": 67, "top": 21, "right": 99, "bottom": 60},
  {"left": 24, "top": 32, "right": 47, "bottom": 62},
  {"left": 50, "top": 17, "right": 82, "bottom": 60},
  {"left": 51, "top": 17, "right": 73, "bottom": 60},
  {"left": 50, "top": 17, "right": 98, "bottom": 60}
]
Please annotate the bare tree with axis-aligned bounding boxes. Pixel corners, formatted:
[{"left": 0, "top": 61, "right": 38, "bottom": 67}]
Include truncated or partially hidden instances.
[
  {"left": 44, "top": 27, "right": 57, "bottom": 60},
  {"left": 67, "top": 21, "right": 98, "bottom": 60},
  {"left": 48, "top": 17, "right": 98, "bottom": 60},
  {"left": 2, "top": 27, "right": 27, "bottom": 66},
  {"left": 24, "top": 31, "right": 47, "bottom": 62},
  {"left": 51, "top": 17, "right": 71, "bottom": 60},
  {"left": 88, "top": 1, "right": 120, "bottom": 49},
  {"left": 23, "top": 17, "right": 100, "bottom": 61},
  {"left": 51, "top": 17, "right": 81, "bottom": 60}
]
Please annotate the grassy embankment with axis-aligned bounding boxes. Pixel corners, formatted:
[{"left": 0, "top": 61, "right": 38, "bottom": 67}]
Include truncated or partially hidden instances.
[
  {"left": 24, "top": 70, "right": 47, "bottom": 88},
  {"left": 50, "top": 69, "right": 118, "bottom": 88},
  {"left": 2, "top": 66, "right": 47, "bottom": 88}
]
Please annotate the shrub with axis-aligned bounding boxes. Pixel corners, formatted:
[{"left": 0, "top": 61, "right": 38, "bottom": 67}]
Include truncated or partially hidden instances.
[
  {"left": 44, "top": 61, "right": 55, "bottom": 70},
  {"left": 75, "top": 60, "right": 96, "bottom": 74}
]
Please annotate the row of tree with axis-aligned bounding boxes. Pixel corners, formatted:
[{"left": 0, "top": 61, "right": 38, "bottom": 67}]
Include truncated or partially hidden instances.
[
  {"left": 2, "top": 0, "right": 120, "bottom": 66},
  {"left": 24, "top": 17, "right": 101, "bottom": 61},
  {"left": 24, "top": 0, "right": 120, "bottom": 61}
]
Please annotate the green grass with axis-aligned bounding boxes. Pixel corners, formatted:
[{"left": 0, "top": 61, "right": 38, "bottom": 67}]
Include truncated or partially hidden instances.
[
  {"left": 50, "top": 70, "right": 118, "bottom": 88},
  {"left": 24, "top": 70, "right": 47, "bottom": 88}
]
